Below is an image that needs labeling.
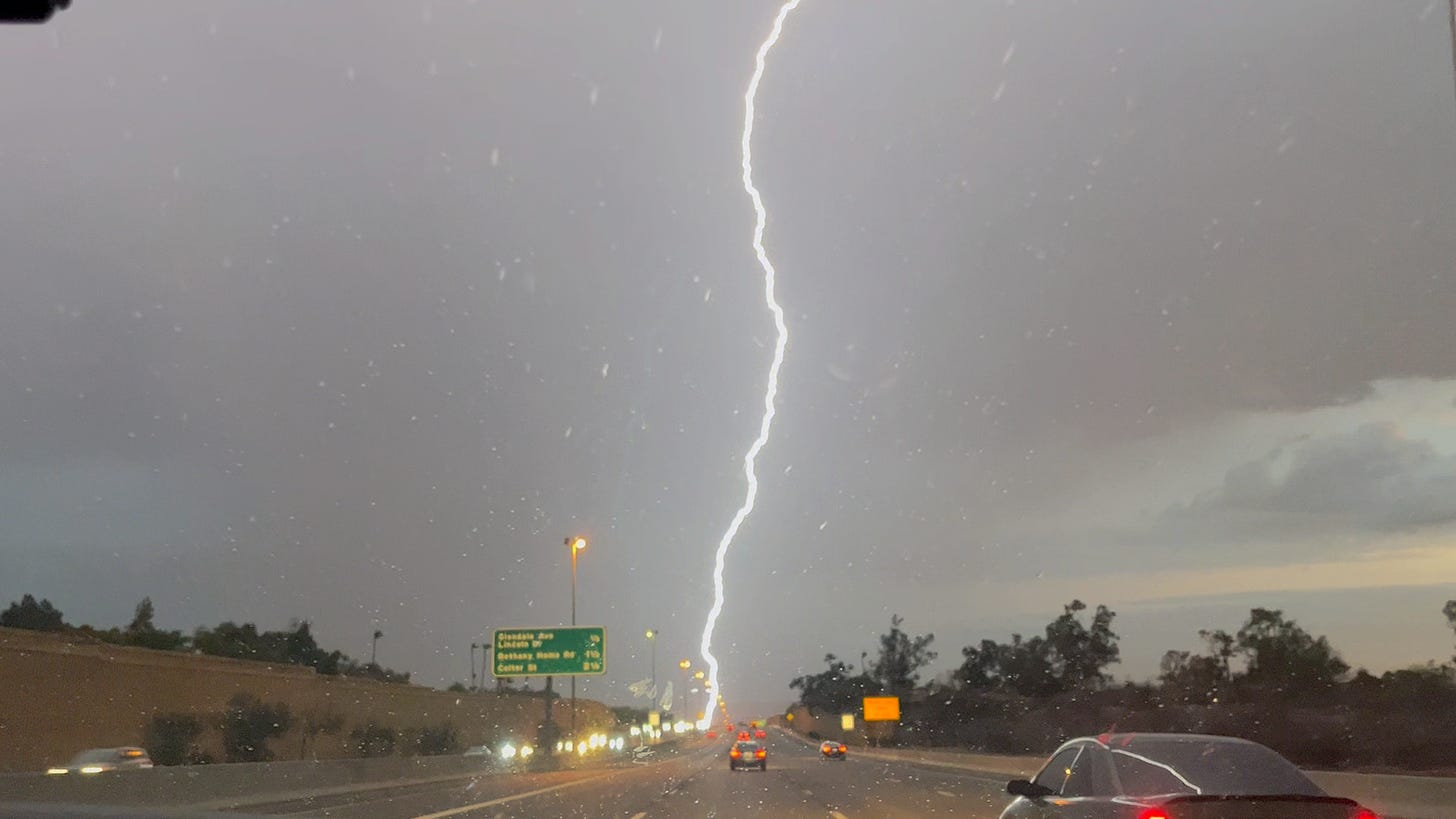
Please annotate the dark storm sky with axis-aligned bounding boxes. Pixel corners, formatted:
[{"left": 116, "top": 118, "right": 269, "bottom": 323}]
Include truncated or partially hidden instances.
[{"left": 2, "top": 1, "right": 1455, "bottom": 716}]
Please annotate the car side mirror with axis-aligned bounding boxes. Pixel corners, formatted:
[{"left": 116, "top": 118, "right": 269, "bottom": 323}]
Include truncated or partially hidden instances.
[{"left": 1006, "top": 779, "right": 1055, "bottom": 799}]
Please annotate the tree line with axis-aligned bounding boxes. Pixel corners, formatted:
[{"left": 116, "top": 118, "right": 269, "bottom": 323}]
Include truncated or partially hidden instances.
[
  {"left": 1, "top": 593, "right": 409, "bottom": 684},
  {"left": 789, "top": 599, "right": 1456, "bottom": 769}
]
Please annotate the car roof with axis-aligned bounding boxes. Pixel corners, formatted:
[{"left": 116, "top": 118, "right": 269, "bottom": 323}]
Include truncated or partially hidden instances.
[{"left": 1057, "top": 733, "right": 1263, "bottom": 753}]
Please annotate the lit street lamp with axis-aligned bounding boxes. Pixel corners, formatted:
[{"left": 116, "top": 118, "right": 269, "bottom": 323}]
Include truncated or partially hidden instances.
[{"left": 644, "top": 628, "right": 660, "bottom": 700}]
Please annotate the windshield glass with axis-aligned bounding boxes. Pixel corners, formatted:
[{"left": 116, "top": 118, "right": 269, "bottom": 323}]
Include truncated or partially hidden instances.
[
  {"left": 1114, "top": 741, "right": 1321, "bottom": 797},
  {"left": 1, "top": 1, "right": 1453, "bottom": 816}
]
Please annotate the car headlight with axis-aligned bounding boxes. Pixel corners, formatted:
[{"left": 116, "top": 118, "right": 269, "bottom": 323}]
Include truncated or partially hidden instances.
[
  {"left": 79, "top": 766, "right": 105, "bottom": 774},
  {"left": 45, "top": 768, "right": 68, "bottom": 775}
]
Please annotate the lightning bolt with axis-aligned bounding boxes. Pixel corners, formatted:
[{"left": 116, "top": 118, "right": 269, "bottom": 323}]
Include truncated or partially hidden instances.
[{"left": 697, "top": 0, "right": 802, "bottom": 731}]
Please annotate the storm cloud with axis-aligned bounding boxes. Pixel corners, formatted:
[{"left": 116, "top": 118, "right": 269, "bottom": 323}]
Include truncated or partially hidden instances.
[{"left": 2, "top": 1, "right": 1454, "bottom": 709}]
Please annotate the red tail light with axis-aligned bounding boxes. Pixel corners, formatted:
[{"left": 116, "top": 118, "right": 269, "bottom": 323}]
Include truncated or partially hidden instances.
[
  {"left": 838, "top": 744, "right": 846, "bottom": 752},
  {"left": 756, "top": 749, "right": 766, "bottom": 758},
  {"left": 1353, "top": 811, "right": 1380, "bottom": 819},
  {"left": 1138, "top": 811, "right": 1169, "bottom": 819},
  {"left": 730, "top": 749, "right": 741, "bottom": 758}
]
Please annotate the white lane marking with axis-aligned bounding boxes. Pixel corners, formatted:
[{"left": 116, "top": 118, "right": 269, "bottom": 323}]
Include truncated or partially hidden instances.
[
  {"left": 936, "top": 789, "right": 956, "bottom": 797},
  {"left": 409, "top": 772, "right": 614, "bottom": 819},
  {"left": 802, "top": 788, "right": 813, "bottom": 796},
  {"left": 629, "top": 813, "right": 647, "bottom": 819},
  {"left": 830, "top": 812, "right": 849, "bottom": 819}
]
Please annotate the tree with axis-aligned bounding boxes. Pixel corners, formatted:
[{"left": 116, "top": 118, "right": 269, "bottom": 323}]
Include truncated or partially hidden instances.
[
  {"left": 124, "top": 597, "right": 186, "bottom": 651},
  {"left": 415, "top": 722, "right": 459, "bottom": 756},
  {"left": 1043, "top": 600, "right": 1120, "bottom": 689},
  {"left": 955, "top": 601, "right": 1119, "bottom": 698},
  {"left": 1198, "top": 628, "right": 1237, "bottom": 680},
  {"left": 219, "top": 693, "right": 293, "bottom": 762},
  {"left": 790, "top": 654, "right": 861, "bottom": 714},
  {"left": 0, "top": 594, "right": 67, "bottom": 631},
  {"left": 957, "top": 633, "right": 1060, "bottom": 698},
  {"left": 447, "top": 682, "right": 469, "bottom": 693},
  {"left": 872, "top": 615, "right": 937, "bottom": 693},
  {"left": 350, "top": 720, "right": 397, "bottom": 758},
  {"left": 1444, "top": 600, "right": 1456, "bottom": 664},
  {"left": 1235, "top": 608, "right": 1348, "bottom": 698},
  {"left": 145, "top": 713, "right": 205, "bottom": 766},
  {"left": 128, "top": 598, "right": 156, "bottom": 633},
  {"left": 1158, "top": 650, "right": 1223, "bottom": 702}
]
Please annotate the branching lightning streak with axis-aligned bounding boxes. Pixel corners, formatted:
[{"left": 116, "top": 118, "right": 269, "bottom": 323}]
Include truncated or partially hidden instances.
[{"left": 696, "top": 0, "right": 802, "bottom": 731}]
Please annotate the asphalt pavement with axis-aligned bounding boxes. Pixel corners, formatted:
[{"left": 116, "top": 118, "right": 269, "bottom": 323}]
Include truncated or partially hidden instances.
[{"left": 247, "top": 729, "right": 1017, "bottom": 818}]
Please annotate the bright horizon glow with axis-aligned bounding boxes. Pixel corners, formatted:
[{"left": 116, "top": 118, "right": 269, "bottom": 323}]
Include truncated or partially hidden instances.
[{"left": 697, "top": 0, "right": 802, "bottom": 732}]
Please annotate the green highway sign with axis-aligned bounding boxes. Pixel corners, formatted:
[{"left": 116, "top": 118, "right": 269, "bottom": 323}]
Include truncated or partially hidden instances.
[{"left": 492, "top": 626, "right": 606, "bottom": 677}]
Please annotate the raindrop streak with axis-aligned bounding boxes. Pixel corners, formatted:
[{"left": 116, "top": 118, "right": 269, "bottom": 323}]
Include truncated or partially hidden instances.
[{"left": 696, "top": 0, "right": 801, "bottom": 731}]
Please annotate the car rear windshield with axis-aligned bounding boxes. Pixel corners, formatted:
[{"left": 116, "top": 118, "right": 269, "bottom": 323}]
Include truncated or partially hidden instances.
[
  {"left": 737, "top": 743, "right": 761, "bottom": 752},
  {"left": 68, "top": 749, "right": 119, "bottom": 764},
  {"left": 1112, "top": 740, "right": 1322, "bottom": 797}
]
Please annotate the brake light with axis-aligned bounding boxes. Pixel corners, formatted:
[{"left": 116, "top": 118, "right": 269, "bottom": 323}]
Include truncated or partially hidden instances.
[
  {"left": 756, "top": 749, "right": 766, "bottom": 758},
  {"left": 1138, "top": 811, "right": 1169, "bottom": 819},
  {"left": 1353, "top": 811, "right": 1380, "bottom": 819},
  {"left": 730, "top": 749, "right": 741, "bottom": 758},
  {"left": 838, "top": 744, "right": 846, "bottom": 752}
]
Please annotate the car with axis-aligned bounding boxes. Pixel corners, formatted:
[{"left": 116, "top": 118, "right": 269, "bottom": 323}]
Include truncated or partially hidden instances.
[
  {"left": 819, "top": 740, "right": 847, "bottom": 759},
  {"left": 729, "top": 740, "right": 767, "bottom": 771},
  {"left": 1000, "top": 734, "right": 1381, "bottom": 819},
  {"left": 755, "top": 729, "right": 767, "bottom": 739},
  {"left": 737, "top": 730, "right": 752, "bottom": 741},
  {"left": 45, "top": 747, "right": 153, "bottom": 775},
  {"left": 705, "top": 730, "right": 718, "bottom": 739}
]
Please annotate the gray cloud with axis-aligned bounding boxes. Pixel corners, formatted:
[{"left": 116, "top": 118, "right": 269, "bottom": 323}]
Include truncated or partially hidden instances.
[
  {"left": 1168, "top": 423, "right": 1456, "bottom": 536},
  {"left": 1, "top": 0, "right": 1454, "bottom": 709}
]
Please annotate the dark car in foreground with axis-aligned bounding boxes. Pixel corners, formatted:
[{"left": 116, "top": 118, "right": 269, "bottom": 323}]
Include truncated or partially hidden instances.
[
  {"left": 729, "top": 740, "right": 767, "bottom": 771},
  {"left": 1000, "top": 734, "right": 1380, "bottom": 819}
]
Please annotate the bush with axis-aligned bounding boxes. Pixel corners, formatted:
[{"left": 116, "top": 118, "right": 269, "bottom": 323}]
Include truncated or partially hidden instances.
[
  {"left": 350, "top": 721, "right": 397, "bottom": 758},
  {"left": 219, "top": 693, "right": 293, "bottom": 763},
  {"left": 145, "top": 713, "right": 204, "bottom": 766},
  {"left": 415, "top": 722, "right": 459, "bottom": 756}
]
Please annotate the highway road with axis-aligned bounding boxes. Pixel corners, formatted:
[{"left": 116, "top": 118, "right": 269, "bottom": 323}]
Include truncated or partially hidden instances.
[{"left": 246, "top": 729, "right": 1016, "bottom": 818}]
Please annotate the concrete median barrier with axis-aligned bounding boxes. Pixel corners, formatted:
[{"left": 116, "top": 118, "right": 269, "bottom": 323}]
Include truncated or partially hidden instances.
[{"left": 0, "top": 755, "right": 502, "bottom": 810}]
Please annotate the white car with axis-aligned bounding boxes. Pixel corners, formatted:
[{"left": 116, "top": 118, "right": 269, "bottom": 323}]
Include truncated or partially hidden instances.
[{"left": 46, "top": 747, "right": 153, "bottom": 775}]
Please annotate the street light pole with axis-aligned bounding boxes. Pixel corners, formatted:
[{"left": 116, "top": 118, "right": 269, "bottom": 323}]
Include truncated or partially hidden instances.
[
  {"left": 567, "top": 536, "right": 586, "bottom": 746},
  {"left": 470, "top": 643, "right": 478, "bottom": 690},
  {"left": 371, "top": 630, "right": 382, "bottom": 666},
  {"left": 645, "top": 628, "right": 660, "bottom": 700}
]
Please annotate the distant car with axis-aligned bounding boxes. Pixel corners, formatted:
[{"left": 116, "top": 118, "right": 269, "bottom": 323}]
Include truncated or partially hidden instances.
[
  {"left": 736, "top": 730, "right": 752, "bottom": 742},
  {"left": 819, "top": 740, "right": 846, "bottom": 759},
  {"left": 1000, "top": 734, "right": 1381, "bottom": 819},
  {"left": 729, "top": 740, "right": 767, "bottom": 771},
  {"left": 705, "top": 730, "right": 718, "bottom": 739},
  {"left": 755, "top": 729, "right": 767, "bottom": 740},
  {"left": 46, "top": 747, "right": 152, "bottom": 775}
]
